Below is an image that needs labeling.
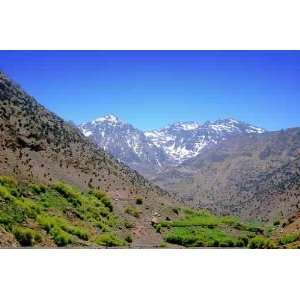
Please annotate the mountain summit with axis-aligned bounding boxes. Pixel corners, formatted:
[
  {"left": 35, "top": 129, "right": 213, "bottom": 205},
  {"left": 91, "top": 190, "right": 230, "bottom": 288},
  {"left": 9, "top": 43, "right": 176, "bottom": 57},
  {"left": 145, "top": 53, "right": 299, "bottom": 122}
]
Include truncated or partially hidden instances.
[
  {"left": 79, "top": 115, "right": 265, "bottom": 177},
  {"left": 145, "top": 118, "right": 264, "bottom": 163},
  {"left": 79, "top": 115, "right": 171, "bottom": 176}
]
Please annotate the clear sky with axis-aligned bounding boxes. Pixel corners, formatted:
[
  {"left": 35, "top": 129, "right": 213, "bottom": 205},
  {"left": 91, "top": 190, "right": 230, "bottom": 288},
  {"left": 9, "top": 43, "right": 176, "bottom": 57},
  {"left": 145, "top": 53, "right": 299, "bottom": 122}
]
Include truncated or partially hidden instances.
[{"left": 0, "top": 50, "right": 299, "bottom": 131}]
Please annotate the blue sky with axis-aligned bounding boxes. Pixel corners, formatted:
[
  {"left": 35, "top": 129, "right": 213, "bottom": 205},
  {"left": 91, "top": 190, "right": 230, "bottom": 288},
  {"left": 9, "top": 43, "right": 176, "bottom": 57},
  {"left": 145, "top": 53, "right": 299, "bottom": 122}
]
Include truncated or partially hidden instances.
[{"left": 0, "top": 50, "right": 299, "bottom": 131}]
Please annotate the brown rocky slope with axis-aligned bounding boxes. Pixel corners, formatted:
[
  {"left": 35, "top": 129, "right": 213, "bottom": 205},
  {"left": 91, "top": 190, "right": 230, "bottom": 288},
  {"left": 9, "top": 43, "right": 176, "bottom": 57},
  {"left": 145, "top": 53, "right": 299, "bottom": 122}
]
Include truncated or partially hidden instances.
[
  {"left": 153, "top": 128, "right": 300, "bottom": 223},
  {"left": 0, "top": 71, "right": 179, "bottom": 247}
]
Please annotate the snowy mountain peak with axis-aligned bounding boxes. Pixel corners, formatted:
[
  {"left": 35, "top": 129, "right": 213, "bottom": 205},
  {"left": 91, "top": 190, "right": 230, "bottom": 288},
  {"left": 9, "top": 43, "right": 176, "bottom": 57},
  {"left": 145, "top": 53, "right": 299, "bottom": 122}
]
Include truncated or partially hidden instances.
[
  {"left": 78, "top": 116, "right": 265, "bottom": 177},
  {"left": 167, "top": 121, "right": 201, "bottom": 131},
  {"left": 92, "top": 114, "right": 122, "bottom": 125},
  {"left": 145, "top": 118, "right": 265, "bottom": 163}
]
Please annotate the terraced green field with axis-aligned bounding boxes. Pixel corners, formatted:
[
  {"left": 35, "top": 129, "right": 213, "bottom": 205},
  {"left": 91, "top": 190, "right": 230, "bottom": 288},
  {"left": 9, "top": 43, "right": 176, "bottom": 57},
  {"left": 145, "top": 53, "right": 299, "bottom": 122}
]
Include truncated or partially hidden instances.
[
  {"left": 155, "top": 209, "right": 277, "bottom": 248},
  {"left": 0, "top": 176, "right": 129, "bottom": 247}
]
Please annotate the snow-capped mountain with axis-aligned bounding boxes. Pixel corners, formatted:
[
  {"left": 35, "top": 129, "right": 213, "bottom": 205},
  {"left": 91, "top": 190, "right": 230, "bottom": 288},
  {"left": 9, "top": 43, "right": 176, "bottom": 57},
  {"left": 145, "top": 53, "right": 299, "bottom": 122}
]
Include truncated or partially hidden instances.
[
  {"left": 79, "top": 115, "right": 265, "bottom": 177},
  {"left": 78, "top": 114, "right": 171, "bottom": 176},
  {"left": 145, "top": 118, "right": 265, "bottom": 163}
]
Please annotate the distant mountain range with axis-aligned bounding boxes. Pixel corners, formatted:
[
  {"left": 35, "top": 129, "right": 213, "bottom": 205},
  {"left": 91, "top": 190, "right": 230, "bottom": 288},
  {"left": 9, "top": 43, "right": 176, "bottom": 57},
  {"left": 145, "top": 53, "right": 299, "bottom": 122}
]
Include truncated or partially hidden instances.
[
  {"left": 78, "top": 114, "right": 300, "bottom": 223},
  {"left": 79, "top": 114, "right": 265, "bottom": 177},
  {"left": 153, "top": 127, "right": 300, "bottom": 222}
]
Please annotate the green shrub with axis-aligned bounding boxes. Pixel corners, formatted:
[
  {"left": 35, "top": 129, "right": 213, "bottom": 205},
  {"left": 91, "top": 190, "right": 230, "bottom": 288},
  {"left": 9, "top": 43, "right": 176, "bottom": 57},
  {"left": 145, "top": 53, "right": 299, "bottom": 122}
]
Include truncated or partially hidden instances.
[
  {"left": 125, "top": 206, "right": 141, "bottom": 218},
  {"left": 13, "top": 198, "right": 41, "bottom": 218},
  {"left": 101, "top": 196, "right": 113, "bottom": 212},
  {"left": 53, "top": 182, "right": 82, "bottom": 207},
  {"left": 37, "top": 214, "right": 57, "bottom": 232},
  {"left": 95, "top": 233, "right": 125, "bottom": 247},
  {"left": 63, "top": 225, "right": 89, "bottom": 241},
  {"left": 279, "top": 232, "right": 300, "bottom": 245},
  {"left": 164, "top": 225, "right": 244, "bottom": 248},
  {"left": 0, "top": 176, "right": 17, "bottom": 187},
  {"left": 88, "top": 189, "right": 107, "bottom": 200},
  {"left": 154, "top": 223, "right": 162, "bottom": 233},
  {"left": 248, "top": 236, "right": 275, "bottom": 249},
  {"left": 221, "top": 216, "right": 241, "bottom": 227},
  {"left": 135, "top": 196, "right": 143, "bottom": 205},
  {"left": 0, "top": 186, "right": 14, "bottom": 201},
  {"left": 14, "top": 226, "right": 42, "bottom": 246},
  {"left": 125, "top": 235, "right": 133, "bottom": 243},
  {"left": 172, "top": 208, "right": 180, "bottom": 215},
  {"left": 50, "top": 227, "right": 73, "bottom": 247},
  {"left": 37, "top": 214, "right": 89, "bottom": 241},
  {"left": 124, "top": 220, "right": 134, "bottom": 229},
  {"left": 95, "top": 221, "right": 109, "bottom": 232},
  {"left": 29, "top": 183, "right": 47, "bottom": 194},
  {"left": 159, "top": 242, "right": 167, "bottom": 248}
]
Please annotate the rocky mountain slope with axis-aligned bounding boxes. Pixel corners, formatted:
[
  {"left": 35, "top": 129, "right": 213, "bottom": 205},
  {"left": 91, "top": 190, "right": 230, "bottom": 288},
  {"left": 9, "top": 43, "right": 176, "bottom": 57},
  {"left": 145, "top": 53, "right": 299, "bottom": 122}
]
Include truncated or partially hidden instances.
[
  {"left": 0, "top": 71, "right": 179, "bottom": 247},
  {"left": 145, "top": 119, "right": 264, "bottom": 163},
  {"left": 79, "top": 115, "right": 172, "bottom": 177},
  {"left": 153, "top": 128, "right": 300, "bottom": 222},
  {"left": 79, "top": 115, "right": 264, "bottom": 178}
]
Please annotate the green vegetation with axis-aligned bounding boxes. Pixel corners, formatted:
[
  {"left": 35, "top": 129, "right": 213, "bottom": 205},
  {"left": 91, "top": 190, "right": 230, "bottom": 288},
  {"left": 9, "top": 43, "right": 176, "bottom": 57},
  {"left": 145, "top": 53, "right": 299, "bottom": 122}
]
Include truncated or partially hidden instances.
[
  {"left": 279, "top": 232, "right": 300, "bottom": 245},
  {"left": 0, "top": 176, "right": 126, "bottom": 247},
  {"left": 248, "top": 236, "right": 275, "bottom": 249},
  {"left": 13, "top": 226, "right": 42, "bottom": 246},
  {"left": 156, "top": 209, "right": 275, "bottom": 248},
  {"left": 135, "top": 196, "right": 143, "bottom": 205},
  {"left": 125, "top": 205, "right": 141, "bottom": 218},
  {"left": 0, "top": 175, "right": 294, "bottom": 249},
  {"left": 165, "top": 226, "right": 247, "bottom": 247},
  {"left": 95, "top": 233, "right": 125, "bottom": 247},
  {"left": 125, "top": 235, "right": 133, "bottom": 243},
  {"left": 0, "top": 186, "right": 14, "bottom": 201}
]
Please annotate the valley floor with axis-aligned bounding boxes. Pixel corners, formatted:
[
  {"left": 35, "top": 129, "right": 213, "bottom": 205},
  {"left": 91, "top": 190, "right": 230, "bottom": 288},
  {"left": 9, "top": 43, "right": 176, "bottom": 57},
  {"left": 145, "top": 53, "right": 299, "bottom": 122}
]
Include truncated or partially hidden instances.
[{"left": 1, "top": 175, "right": 299, "bottom": 249}]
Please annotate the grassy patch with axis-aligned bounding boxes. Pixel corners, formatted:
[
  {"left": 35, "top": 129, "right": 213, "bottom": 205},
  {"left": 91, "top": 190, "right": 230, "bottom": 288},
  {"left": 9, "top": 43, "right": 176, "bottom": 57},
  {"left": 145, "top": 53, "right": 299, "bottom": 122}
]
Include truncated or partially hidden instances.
[
  {"left": 125, "top": 205, "right": 141, "bottom": 218},
  {"left": 248, "top": 236, "right": 275, "bottom": 249},
  {"left": 13, "top": 226, "right": 42, "bottom": 247},
  {"left": 95, "top": 233, "right": 125, "bottom": 247},
  {"left": 279, "top": 232, "right": 300, "bottom": 245},
  {"left": 159, "top": 208, "right": 268, "bottom": 248},
  {"left": 0, "top": 185, "right": 14, "bottom": 201},
  {"left": 165, "top": 226, "right": 247, "bottom": 247},
  {"left": 0, "top": 176, "right": 125, "bottom": 248},
  {"left": 37, "top": 214, "right": 89, "bottom": 242},
  {"left": 53, "top": 182, "right": 82, "bottom": 207}
]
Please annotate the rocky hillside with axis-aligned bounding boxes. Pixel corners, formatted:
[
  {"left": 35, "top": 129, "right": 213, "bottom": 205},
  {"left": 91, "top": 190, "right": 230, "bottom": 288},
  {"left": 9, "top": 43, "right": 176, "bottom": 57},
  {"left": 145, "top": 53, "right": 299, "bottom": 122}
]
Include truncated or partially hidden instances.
[
  {"left": 153, "top": 128, "right": 300, "bottom": 223},
  {"left": 79, "top": 115, "right": 264, "bottom": 178},
  {"left": 0, "top": 71, "right": 180, "bottom": 247}
]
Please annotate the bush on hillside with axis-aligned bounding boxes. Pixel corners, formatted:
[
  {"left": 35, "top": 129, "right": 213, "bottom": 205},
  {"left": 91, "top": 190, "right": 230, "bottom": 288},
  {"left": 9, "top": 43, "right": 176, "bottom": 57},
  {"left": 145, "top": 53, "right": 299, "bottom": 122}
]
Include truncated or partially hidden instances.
[
  {"left": 13, "top": 226, "right": 42, "bottom": 246},
  {"left": 248, "top": 236, "right": 275, "bottom": 249},
  {"left": 95, "top": 233, "right": 125, "bottom": 247},
  {"left": 135, "top": 196, "right": 143, "bottom": 205}
]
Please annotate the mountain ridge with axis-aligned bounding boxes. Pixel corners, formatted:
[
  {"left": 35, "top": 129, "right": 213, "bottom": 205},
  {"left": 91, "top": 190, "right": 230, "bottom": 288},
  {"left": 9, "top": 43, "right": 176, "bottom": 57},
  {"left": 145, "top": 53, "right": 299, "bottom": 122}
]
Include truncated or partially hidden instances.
[
  {"left": 79, "top": 114, "right": 265, "bottom": 178},
  {"left": 152, "top": 127, "right": 300, "bottom": 222}
]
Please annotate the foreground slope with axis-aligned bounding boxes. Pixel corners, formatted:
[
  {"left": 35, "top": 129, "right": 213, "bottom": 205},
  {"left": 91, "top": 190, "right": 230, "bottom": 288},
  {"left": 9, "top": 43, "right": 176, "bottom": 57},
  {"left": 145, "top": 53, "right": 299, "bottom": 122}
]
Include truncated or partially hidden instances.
[
  {"left": 0, "top": 71, "right": 178, "bottom": 247},
  {"left": 154, "top": 129, "right": 300, "bottom": 222},
  {"left": 1, "top": 176, "right": 287, "bottom": 248}
]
